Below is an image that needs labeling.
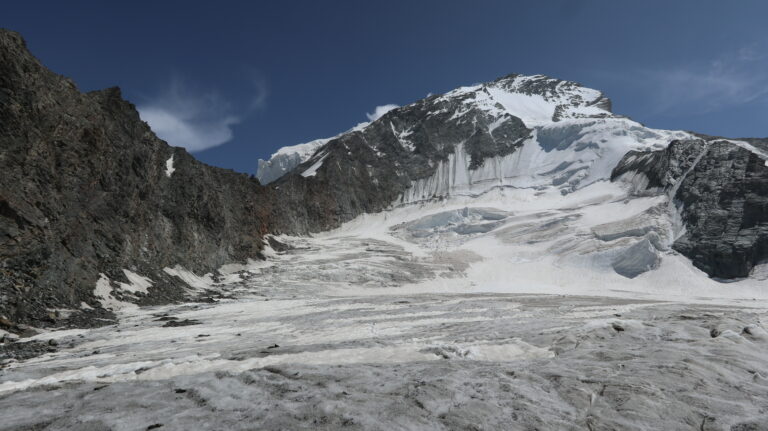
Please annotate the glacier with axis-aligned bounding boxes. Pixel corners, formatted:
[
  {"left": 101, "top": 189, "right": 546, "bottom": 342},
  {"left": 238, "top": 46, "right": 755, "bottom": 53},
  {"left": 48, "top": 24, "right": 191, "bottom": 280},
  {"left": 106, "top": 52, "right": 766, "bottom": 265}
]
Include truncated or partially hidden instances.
[
  {"left": 2, "top": 206, "right": 767, "bottom": 429},
  {"left": 3, "top": 73, "right": 768, "bottom": 430},
  {"left": 398, "top": 118, "right": 691, "bottom": 204}
]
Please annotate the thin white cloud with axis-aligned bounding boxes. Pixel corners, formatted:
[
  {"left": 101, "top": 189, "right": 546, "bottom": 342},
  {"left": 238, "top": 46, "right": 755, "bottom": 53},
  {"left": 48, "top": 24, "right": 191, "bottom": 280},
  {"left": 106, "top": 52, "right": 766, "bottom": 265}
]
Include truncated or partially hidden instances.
[
  {"left": 644, "top": 45, "right": 768, "bottom": 115},
  {"left": 247, "top": 74, "right": 269, "bottom": 110},
  {"left": 138, "top": 77, "right": 266, "bottom": 152},
  {"left": 366, "top": 104, "right": 399, "bottom": 122}
]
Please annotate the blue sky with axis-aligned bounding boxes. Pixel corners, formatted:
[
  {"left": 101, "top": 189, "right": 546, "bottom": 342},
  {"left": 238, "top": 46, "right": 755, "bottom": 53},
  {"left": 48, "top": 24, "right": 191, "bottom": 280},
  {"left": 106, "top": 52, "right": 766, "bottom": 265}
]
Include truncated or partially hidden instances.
[{"left": 5, "top": 1, "right": 768, "bottom": 174}]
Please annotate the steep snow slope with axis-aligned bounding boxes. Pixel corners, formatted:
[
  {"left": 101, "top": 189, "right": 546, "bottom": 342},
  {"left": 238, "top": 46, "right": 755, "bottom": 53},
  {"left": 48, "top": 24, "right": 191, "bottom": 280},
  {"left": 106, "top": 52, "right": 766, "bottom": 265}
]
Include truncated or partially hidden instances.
[
  {"left": 261, "top": 73, "right": 684, "bottom": 207},
  {"left": 258, "top": 74, "right": 616, "bottom": 185},
  {"left": 259, "top": 73, "right": 709, "bottom": 282},
  {"left": 398, "top": 118, "right": 690, "bottom": 204}
]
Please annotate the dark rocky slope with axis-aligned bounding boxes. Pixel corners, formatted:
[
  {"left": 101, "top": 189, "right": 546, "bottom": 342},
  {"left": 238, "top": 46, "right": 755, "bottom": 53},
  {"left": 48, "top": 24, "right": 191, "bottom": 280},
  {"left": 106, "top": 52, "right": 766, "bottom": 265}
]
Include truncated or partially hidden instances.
[
  {"left": 612, "top": 139, "right": 768, "bottom": 279},
  {"left": 0, "top": 30, "right": 272, "bottom": 328}
]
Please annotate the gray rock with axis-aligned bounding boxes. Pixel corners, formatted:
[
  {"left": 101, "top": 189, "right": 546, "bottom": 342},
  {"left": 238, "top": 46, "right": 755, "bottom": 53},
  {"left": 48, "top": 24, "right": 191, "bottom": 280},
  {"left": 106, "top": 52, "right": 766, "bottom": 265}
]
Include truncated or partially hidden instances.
[{"left": 612, "top": 139, "right": 768, "bottom": 279}]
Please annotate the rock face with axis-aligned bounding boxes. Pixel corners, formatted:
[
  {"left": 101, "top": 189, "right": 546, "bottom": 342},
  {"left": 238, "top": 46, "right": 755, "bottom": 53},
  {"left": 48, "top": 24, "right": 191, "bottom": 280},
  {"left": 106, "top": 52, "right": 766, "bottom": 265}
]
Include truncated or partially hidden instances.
[
  {"left": 0, "top": 30, "right": 272, "bottom": 327},
  {"left": 612, "top": 139, "right": 768, "bottom": 279}
]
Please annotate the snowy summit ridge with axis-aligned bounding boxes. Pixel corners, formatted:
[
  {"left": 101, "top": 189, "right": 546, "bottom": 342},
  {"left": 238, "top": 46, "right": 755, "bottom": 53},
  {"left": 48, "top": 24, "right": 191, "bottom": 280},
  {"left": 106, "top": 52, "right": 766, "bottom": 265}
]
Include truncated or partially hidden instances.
[
  {"left": 437, "top": 73, "right": 614, "bottom": 126},
  {"left": 256, "top": 122, "right": 369, "bottom": 184},
  {"left": 258, "top": 72, "right": 680, "bottom": 202},
  {"left": 256, "top": 73, "right": 614, "bottom": 184}
]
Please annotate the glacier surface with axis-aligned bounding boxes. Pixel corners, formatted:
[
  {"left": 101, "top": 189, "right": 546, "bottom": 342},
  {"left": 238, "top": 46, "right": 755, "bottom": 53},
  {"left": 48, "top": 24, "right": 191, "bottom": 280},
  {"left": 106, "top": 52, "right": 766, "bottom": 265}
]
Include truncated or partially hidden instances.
[
  {"left": 3, "top": 178, "right": 768, "bottom": 429},
  {"left": 4, "top": 73, "right": 768, "bottom": 429}
]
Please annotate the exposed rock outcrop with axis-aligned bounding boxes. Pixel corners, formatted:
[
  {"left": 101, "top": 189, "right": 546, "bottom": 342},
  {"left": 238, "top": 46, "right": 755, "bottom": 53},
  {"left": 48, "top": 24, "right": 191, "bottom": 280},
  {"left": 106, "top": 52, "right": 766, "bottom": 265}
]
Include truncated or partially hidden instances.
[{"left": 612, "top": 139, "right": 768, "bottom": 279}]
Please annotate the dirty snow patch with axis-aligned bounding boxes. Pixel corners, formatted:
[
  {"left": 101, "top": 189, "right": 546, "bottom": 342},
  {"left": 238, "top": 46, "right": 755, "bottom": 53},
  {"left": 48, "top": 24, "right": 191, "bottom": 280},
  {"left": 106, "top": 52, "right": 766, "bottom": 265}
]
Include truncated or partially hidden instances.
[
  {"left": 118, "top": 269, "right": 153, "bottom": 295},
  {"left": 93, "top": 274, "right": 138, "bottom": 311},
  {"left": 165, "top": 155, "right": 175, "bottom": 177},
  {"left": 163, "top": 266, "right": 215, "bottom": 293}
]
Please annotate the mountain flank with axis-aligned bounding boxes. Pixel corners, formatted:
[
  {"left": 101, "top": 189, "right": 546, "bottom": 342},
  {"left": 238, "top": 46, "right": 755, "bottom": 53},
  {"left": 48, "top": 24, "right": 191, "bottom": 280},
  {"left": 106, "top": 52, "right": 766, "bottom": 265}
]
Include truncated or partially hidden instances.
[{"left": 0, "top": 29, "right": 274, "bottom": 328}]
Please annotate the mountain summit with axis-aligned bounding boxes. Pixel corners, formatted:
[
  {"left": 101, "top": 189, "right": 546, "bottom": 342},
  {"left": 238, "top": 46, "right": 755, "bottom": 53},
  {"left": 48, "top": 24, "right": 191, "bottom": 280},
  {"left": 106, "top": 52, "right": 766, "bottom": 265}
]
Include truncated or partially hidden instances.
[{"left": 258, "top": 73, "right": 615, "bottom": 185}]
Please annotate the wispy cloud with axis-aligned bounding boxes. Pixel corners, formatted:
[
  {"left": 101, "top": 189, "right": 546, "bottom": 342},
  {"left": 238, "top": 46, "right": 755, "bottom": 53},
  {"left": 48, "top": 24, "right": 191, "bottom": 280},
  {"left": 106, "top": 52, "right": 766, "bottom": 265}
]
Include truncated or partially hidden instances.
[
  {"left": 366, "top": 104, "right": 399, "bottom": 122},
  {"left": 643, "top": 45, "right": 768, "bottom": 115},
  {"left": 247, "top": 75, "right": 269, "bottom": 111},
  {"left": 138, "top": 76, "right": 267, "bottom": 152}
]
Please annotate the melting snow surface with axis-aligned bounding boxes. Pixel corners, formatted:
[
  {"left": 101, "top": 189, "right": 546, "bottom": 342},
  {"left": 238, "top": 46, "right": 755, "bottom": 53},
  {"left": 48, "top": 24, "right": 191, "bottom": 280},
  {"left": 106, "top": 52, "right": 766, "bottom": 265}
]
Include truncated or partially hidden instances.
[
  {"left": 92, "top": 274, "right": 138, "bottom": 311},
  {"left": 4, "top": 172, "right": 768, "bottom": 428},
  {"left": 163, "top": 265, "right": 215, "bottom": 293},
  {"left": 118, "top": 269, "right": 153, "bottom": 295}
]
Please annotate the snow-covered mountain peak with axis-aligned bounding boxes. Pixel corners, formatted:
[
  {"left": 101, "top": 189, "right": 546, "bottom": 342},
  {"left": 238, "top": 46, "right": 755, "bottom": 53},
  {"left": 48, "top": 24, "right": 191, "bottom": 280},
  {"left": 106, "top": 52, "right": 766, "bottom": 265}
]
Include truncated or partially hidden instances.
[
  {"left": 252, "top": 72, "right": 762, "bottom": 284},
  {"left": 257, "top": 138, "right": 328, "bottom": 184},
  {"left": 248, "top": 70, "right": 768, "bottom": 285},
  {"left": 435, "top": 73, "right": 614, "bottom": 127},
  {"left": 256, "top": 73, "right": 615, "bottom": 184}
]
